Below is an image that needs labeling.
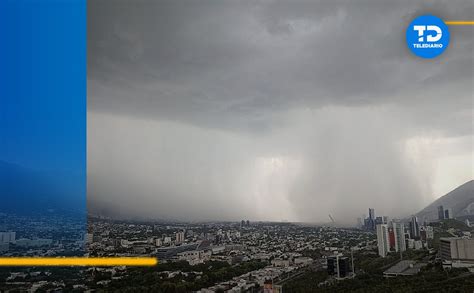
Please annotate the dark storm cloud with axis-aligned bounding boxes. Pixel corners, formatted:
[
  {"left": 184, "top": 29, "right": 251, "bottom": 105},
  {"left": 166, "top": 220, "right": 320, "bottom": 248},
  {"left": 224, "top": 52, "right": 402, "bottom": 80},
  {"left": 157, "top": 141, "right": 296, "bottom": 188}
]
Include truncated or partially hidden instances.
[
  {"left": 88, "top": 0, "right": 472, "bottom": 133},
  {"left": 87, "top": 0, "right": 473, "bottom": 222}
]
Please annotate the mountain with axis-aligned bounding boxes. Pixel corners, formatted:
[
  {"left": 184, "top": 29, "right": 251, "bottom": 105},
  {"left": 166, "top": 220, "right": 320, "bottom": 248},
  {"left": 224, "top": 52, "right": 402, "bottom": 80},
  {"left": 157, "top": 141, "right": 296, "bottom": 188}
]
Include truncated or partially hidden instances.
[
  {"left": 0, "top": 160, "right": 85, "bottom": 215},
  {"left": 416, "top": 180, "right": 474, "bottom": 222}
]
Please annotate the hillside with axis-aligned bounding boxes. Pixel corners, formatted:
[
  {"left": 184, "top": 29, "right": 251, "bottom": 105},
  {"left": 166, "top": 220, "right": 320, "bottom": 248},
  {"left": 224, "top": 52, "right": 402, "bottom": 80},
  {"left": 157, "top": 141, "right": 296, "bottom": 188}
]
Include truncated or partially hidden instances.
[{"left": 416, "top": 180, "right": 474, "bottom": 222}]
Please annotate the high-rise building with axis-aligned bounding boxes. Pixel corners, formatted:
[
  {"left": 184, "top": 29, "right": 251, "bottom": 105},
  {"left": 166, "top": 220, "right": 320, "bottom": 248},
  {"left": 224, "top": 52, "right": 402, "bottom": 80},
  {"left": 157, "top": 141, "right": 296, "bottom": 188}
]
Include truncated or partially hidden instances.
[
  {"left": 393, "top": 222, "right": 406, "bottom": 252},
  {"left": 327, "top": 255, "right": 337, "bottom": 275},
  {"left": 327, "top": 255, "right": 352, "bottom": 278},
  {"left": 388, "top": 227, "right": 396, "bottom": 250},
  {"left": 409, "top": 216, "right": 420, "bottom": 239},
  {"left": 376, "top": 224, "right": 390, "bottom": 257},
  {"left": 375, "top": 217, "right": 383, "bottom": 225},
  {"left": 369, "top": 208, "right": 375, "bottom": 220},
  {"left": 364, "top": 208, "right": 376, "bottom": 231},
  {"left": 377, "top": 222, "right": 406, "bottom": 257},
  {"left": 444, "top": 208, "right": 452, "bottom": 219},
  {"left": 438, "top": 205, "right": 445, "bottom": 220},
  {"left": 175, "top": 231, "right": 185, "bottom": 244},
  {"left": 337, "top": 257, "right": 351, "bottom": 278}
]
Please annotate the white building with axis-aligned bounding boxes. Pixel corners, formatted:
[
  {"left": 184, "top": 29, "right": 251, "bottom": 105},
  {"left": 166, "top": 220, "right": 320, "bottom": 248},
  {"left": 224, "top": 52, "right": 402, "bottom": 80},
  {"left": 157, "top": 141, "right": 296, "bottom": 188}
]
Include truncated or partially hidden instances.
[
  {"left": 376, "top": 224, "right": 390, "bottom": 257},
  {"left": 393, "top": 222, "right": 406, "bottom": 252},
  {"left": 440, "top": 238, "right": 474, "bottom": 261},
  {"left": 377, "top": 222, "right": 406, "bottom": 258},
  {"left": 177, "top": 250, "right": 211, "bottom": 265}
]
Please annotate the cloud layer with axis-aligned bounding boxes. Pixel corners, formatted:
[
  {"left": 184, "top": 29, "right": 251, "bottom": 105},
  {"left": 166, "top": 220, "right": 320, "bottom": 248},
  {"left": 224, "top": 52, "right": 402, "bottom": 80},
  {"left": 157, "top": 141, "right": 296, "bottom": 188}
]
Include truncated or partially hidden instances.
[{"left": 88, "top": 0, "right": 473, "bottom": 223}]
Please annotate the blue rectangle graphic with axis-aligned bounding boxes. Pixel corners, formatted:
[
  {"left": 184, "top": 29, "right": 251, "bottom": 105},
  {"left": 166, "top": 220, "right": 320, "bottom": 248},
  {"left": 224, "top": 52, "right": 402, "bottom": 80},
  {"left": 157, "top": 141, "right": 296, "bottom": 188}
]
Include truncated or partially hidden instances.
[{"left": 0, "top": 0, "right": 86, "bottom": 254}]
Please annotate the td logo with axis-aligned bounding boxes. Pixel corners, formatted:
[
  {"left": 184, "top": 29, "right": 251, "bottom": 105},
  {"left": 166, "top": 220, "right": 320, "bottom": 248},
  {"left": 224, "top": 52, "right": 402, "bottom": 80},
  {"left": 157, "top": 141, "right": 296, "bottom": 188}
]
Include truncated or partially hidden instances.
[{"left": 406, "top": 15, "right": 450, "bottom": 59}]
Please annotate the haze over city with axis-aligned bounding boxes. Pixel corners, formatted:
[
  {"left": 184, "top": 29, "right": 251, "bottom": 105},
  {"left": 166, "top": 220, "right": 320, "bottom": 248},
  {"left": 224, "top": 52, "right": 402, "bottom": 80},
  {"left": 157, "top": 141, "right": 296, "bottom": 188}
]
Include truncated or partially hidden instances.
[{"left": 87, "top": 0, "right": 473, "bottom": 223}]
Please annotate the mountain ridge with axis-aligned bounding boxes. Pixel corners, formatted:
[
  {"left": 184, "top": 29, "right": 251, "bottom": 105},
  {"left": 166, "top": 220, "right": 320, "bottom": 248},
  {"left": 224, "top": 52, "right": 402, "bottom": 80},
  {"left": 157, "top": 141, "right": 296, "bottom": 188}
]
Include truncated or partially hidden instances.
[{"left": 416, "top": 180, "right": 474, "bottom": 222}]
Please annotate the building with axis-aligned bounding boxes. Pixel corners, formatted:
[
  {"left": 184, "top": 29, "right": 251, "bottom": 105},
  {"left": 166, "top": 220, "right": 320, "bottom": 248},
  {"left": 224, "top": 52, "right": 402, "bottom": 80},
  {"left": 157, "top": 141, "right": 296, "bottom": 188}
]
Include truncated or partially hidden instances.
[
  {"left": 393, "top": 222, "right": 406, "bottom": 252},
  {"left": 155, "top": 238, "right": 162, "bottom": 247},
  {"left": 156, "top": 242, "right": 199, "bottom": 260},
  {"left": 444, "top": 208, "right": 453, "bottom": 219},
  {"left": 419, "top": 225, "right": 434, "bottom": 241},
  {"left": 369, "top": 208, "right": 375, "bottom": 220},
  {"left": 376, "top": 224, "right": 390, "bottom": 257},
  {"left": 375, "top": 216, "right": 388, "bottom": 226},
  {"left": 383, "top": 260, "right": 427, "bottom": 277},
  {"left": 409, "top": 216, "right": 420, "bottom": 239},
  {"left": 377, "top": 222, "right": 406, "bottom": 257},
  {"left": 175, "top": 231, "right": 185, "bottom": 244},
  {"left": 440, "top": 238, "right": 474, "bottom": 262},
  {"left": 438, "top": 205, "right": 445, "bottom": 220},
  {"left": 15, "top": 238, "right": 52, "bottom": 247},
  {"left": 177, "top": 249, "right": 211, "bottom": 265},
  {"left": 364, "top": 208, "right": 376, "bottom": 231},
  {"left": 327, "top": 255, "right": 352, "bottom": 278},
  {"left": 337, "top": 257, "right": 351, "bottom": 278},
  {"left": 388, "top": 227, "right": 396, "bottom": 250},
  {"left": 414, "top": 240, "right": 423, "bottom": 250},
  {"left": 271, "top": 258, "right": 290, "bottom": 267},
  {"left": 263, "top": 280, "right": 282, "bottom": 293},
  {"left": 0, "top": 232, "right": 16, "bottom": 243}
]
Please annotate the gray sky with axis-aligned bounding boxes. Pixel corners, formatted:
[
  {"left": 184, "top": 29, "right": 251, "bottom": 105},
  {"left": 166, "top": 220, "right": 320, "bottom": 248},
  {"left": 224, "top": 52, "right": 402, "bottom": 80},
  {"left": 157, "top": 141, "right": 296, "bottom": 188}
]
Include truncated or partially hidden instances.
[{"left": 87, "top": 0, "right": 473, "bottom": 223}]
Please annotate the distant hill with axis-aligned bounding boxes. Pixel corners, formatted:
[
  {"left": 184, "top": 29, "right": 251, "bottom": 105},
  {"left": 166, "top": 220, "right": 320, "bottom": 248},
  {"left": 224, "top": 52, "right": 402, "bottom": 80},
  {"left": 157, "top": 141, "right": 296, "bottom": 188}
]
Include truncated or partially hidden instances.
[
  {"left": 416, "top": 180, "right": 474, "bottom": 222},
  {"left": 0, "top": 160, "right": 85, "bottom": 215}
]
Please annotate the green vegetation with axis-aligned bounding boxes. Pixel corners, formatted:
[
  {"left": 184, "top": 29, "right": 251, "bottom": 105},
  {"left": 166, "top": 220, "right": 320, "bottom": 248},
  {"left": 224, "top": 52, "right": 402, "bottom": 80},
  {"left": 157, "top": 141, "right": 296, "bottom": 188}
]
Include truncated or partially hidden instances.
[
  {"left": 281, "top": 262, "right": 473, "bottom": 293},
  {"left": 437, "top": 219, "right": 471, "bottom": 231},
  {"left": 352, "top": 249, "right": 429, "bottom": 275},
  {"left": 281, "top": 247, "right": 474, "bottom": 293},
  {"left": 283, "top": 269, "right": 328, "bottom": 292},
  {"left": 318, "top": 265, "right": 473, "bottom": 293},
  {"left": 97, "top": 260, "right": 267, "bottom": 292}
]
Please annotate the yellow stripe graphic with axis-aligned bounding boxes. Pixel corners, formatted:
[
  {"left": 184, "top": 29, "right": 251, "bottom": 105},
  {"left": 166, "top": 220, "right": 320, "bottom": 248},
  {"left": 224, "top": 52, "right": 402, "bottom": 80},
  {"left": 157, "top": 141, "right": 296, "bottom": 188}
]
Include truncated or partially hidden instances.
[
  {"left": 0, "top": 257, "right": 158, "bottom": 266},
  {"left": 445, "top": 21, "right": 474, "bottom": 25}
]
